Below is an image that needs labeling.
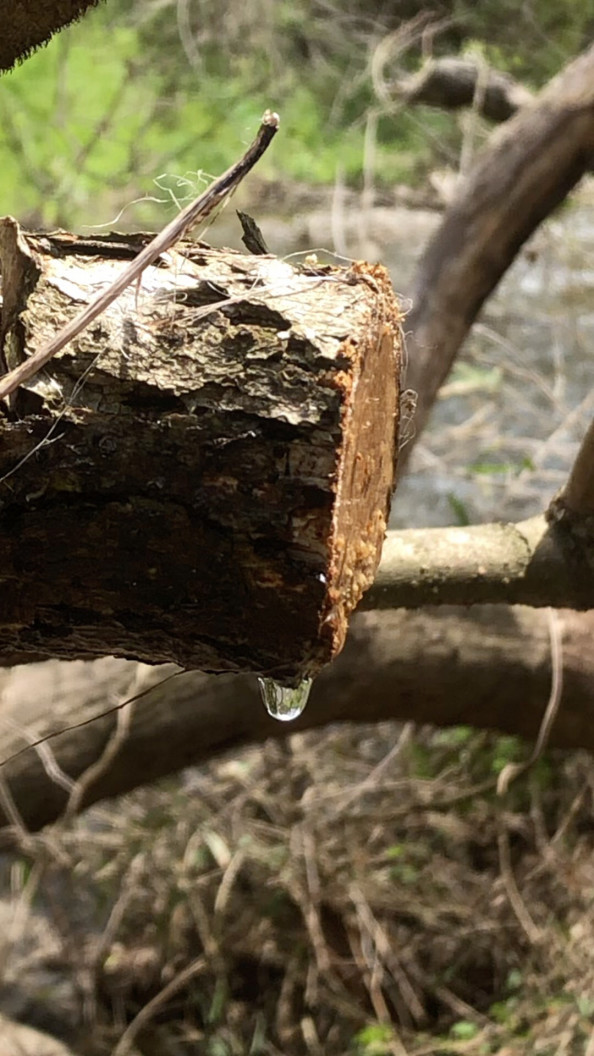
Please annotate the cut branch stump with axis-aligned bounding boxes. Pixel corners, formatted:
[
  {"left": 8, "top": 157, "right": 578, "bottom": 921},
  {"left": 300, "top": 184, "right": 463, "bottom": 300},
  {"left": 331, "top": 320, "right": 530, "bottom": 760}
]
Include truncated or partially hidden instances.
[{"left": 0, "top": 221, "right": 403, "bottom": 679}]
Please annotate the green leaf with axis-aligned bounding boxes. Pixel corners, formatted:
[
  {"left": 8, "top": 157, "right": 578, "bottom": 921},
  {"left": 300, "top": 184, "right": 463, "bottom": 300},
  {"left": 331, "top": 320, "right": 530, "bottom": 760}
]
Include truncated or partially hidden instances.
[{"left": 450, "top": 1020, "right": 479, "bottom": 1040}]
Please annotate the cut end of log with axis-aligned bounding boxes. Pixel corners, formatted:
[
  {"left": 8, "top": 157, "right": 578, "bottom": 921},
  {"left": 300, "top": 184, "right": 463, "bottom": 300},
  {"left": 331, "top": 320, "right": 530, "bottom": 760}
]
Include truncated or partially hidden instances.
[
  {"left": 321, "top": 263, "right": 402, "bottom": 661},
  {"left": 0, "top": 223, "right": 403, "bottom": 678}
]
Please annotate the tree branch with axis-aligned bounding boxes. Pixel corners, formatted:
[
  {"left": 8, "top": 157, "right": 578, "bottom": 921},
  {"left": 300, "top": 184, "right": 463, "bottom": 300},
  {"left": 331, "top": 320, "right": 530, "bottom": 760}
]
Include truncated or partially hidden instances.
[
  {"left": 1, "top": 604, "right": 593, "bottom": 836},
  {"left": 392, "top": 57, "right": 533, "bottom": 123},
  {"left": 555, "top": 416, "right": 594, "bottom": 517},
  {"left": 364, "top": 514, "right": 594, "bottom": 610},
  {"left": 403, "top": 42, "right": 594, "bottom": 463}
]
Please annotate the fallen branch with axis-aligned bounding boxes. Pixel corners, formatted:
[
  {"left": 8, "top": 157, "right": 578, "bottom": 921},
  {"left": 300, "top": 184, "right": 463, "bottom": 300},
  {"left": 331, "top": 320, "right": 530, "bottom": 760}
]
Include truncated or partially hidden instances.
[
  {"left": 1, "top": 604, "right": 593, "bottom": 835},
  {"left": 392, "top": 57, "right": 533, "bottom": 123},
  {"left": 0, "top": 224, "right": 402, "bottom": 676},
  {"left": 403, "top": 42, "right": 594, "bottom": 462},
  {"left": 0, "top": 110, "right": 279, "bottom": 402}
]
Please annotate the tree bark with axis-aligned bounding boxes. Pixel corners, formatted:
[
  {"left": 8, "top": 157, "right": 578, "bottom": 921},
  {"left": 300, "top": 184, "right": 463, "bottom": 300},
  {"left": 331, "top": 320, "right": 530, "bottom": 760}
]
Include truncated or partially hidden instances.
[
  {"left": 403, "top": 42, "right": 594, "bottom": 463},
  {"left": 0, "top": 223, "right": 402, "bottom": 678},
  {"left": 364, "top": 513, "right": 594, "bottom": 611},
  {"left": 0, "top": 604, "right": 592, "bottom": 838},
  {"left": 0, "top": 0, "right": 101, "bottom": 74}
]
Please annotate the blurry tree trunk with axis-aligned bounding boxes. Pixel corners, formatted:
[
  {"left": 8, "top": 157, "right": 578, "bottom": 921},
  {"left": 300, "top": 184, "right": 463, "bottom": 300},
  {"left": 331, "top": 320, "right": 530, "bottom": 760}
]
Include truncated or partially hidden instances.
[
  {"left": 0, "top": 604, "right": 593, "bottom": 837},
  {"left": 392, "top": 57, "right": 533, "bottom": 122},
  {"left": 403, "top": 42, "right": 594, "bottom": 463}
]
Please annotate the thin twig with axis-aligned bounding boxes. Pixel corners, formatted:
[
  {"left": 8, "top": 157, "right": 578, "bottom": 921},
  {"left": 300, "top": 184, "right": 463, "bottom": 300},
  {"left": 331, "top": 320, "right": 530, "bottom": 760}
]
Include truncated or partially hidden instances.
[
  {"left": 350, "top": 884, "right": 424, "bottom": 1029},
  {"left": 497, "top": 608, "right": 563, "bottom": 796},
  {"left": 0, "top": 110, "right": 279, "bottom": 402},
  {"left": 330, "top": 722, "right": 414, "bottom": 817},
  {"left": 0, "top": 712, "right": 75, "bottom": 796},
  {"left": 111, "top": 955, "right": 207, "bottom": 1055},
  {"left": 0, "top": 668, "right": 184, "bottom": 771},
  {"left": 63, "top": 669, "right": 140, "bottom": 820},
  {"left": 497, "top": 822, "right": 541, "bottom": 944}
]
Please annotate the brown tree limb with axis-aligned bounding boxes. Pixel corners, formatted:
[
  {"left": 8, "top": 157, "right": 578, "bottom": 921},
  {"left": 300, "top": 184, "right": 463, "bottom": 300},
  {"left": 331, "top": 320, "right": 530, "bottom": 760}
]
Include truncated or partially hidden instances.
[
  {"left": 0, "top": 604, "right": 593, "bottom": 836},
  {"left": 392, "top": 57, "right": 533, "bottom": 123},
  {"left": 542, "top": 416, "right": 594, "bottom": 585},
  {"left": 364, "top": 514, "right": 594, "bottom": 611},
  {"left": 0, "top": 0, "right": 102, "bottom": 74},
  {"left": 0, "top": 111, "right": 280, "bottom": 402},
  {"left": 403, "top": 42, "right": 594, "bottom": 463}
]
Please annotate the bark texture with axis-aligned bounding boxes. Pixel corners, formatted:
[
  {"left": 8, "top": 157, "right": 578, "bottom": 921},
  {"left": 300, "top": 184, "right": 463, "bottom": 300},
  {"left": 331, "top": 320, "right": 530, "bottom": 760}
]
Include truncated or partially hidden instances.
[
  {"left": 0, "top": 223, "right": 402, "bottom": 678},
  {"left": 404, "top": 42, "right": 594, "bottom": 462},
  {"left": 0, "top": 0, "right": 101, "bottom": 73},
  {"left": 0, "top": 604, "right": 591, "bottom": 837}
]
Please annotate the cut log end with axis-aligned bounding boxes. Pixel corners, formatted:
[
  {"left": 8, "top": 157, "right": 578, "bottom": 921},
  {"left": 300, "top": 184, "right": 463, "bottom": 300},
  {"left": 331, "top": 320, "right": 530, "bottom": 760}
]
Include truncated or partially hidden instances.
[
  {"left": 0, "top": 221, "right": 403, "bottom": 679},
  {"left": 322, "top": 263, "right": 402, "bottom": 661}
]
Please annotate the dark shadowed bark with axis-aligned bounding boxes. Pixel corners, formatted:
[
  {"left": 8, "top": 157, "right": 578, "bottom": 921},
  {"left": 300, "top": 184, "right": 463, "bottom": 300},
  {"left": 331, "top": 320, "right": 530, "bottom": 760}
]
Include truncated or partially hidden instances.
[{"left": 404, "top": 42, "right": 594, "bottom": 461}]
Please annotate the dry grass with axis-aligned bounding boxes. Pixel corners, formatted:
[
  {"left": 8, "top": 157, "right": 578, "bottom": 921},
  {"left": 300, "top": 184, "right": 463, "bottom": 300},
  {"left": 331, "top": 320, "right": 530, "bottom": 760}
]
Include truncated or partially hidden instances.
[{"left": 3, "top": 720, "right": 594, "bottom": 1056}]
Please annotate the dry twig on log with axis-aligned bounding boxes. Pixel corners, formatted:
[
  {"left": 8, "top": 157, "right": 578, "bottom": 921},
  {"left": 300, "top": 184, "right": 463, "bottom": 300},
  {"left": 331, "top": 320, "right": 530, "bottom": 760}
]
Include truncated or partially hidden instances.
[
  {"left": 392, "top": 57, "right": 533, "bottom": 123},
  {"left": 404, "top": 42, "right": 594, "bottom": 462},
  {"left": 0, "top": 111, "right": 280, "bottom": 402}
]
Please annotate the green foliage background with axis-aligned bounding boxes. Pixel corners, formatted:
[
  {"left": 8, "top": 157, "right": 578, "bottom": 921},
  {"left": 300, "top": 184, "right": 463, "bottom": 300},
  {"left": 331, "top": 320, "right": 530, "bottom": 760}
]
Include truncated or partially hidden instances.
[{"left": 0, "top": 0, "right": 591, "bottom": 228}]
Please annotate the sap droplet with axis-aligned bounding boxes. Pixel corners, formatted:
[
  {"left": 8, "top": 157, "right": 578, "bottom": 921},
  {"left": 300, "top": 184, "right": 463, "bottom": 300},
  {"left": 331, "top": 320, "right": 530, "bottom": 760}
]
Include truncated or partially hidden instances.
[{"left": 258, "top": 677, "right": 312, "bottom": 722}]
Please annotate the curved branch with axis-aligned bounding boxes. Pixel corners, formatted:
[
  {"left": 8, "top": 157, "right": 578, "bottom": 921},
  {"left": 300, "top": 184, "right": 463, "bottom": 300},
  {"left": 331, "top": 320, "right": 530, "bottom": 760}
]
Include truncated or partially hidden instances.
[
  {"left": 1, "top": 604, "right": 593, "bottom": 836},
  {"left": 404, "top": 42, "right": 594, "bottom": 462}
]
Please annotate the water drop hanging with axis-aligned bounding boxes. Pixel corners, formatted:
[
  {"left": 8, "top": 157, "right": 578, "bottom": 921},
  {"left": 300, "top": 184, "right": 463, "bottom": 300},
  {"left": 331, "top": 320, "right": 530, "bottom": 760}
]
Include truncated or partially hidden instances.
[{"left": 258, "top": 677, "right": 312, "bottom": 722}]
